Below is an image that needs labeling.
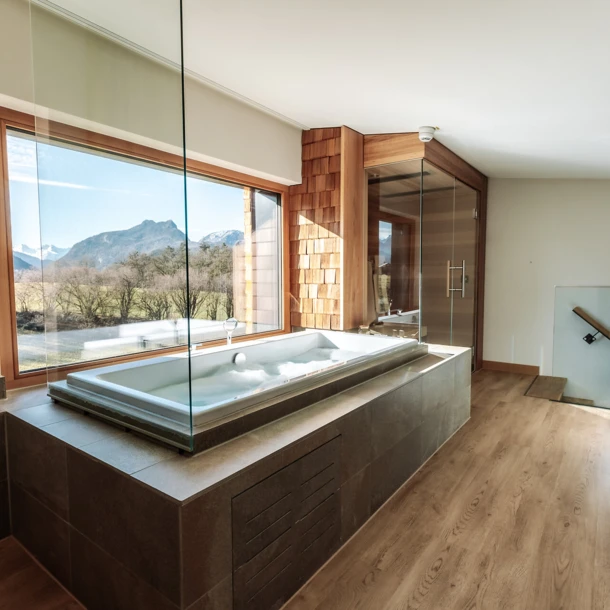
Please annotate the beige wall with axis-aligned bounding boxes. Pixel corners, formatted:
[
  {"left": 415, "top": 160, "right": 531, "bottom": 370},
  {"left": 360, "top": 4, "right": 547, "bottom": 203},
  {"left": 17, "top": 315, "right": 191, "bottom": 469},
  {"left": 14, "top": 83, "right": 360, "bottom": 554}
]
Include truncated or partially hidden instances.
[
  {"left": 0, "top": 0, "right": 302, "bottom": 185},
  {"left": 484, "top": 179, "right": 610, "bottom": 373}
]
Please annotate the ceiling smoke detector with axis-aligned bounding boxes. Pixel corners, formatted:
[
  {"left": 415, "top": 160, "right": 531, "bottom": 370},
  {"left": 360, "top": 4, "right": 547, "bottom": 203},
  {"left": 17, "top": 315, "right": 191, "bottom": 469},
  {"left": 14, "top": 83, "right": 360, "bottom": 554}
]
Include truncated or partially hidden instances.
[{"left": 418, "top": 126, "right": 438, "bottom": 142}]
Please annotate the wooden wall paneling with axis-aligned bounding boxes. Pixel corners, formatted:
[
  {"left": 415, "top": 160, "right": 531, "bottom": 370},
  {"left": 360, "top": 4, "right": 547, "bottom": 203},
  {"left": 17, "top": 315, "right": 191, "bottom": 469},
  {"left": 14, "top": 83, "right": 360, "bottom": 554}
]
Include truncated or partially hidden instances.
[
  {"left": 289, "top": 128, "right": 343, "bottom": 331},
  {"left": 363, "top": 133, "right": 424, "bottom": 168},
  {"left": 340, "top": 127, "right": 365, "bottom": 330}
]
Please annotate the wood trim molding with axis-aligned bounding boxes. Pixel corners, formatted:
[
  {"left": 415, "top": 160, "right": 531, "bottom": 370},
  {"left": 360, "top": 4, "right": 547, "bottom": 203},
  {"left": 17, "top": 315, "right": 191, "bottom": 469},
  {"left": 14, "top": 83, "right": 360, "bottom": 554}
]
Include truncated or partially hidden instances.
[
  {"left": 424, "top": 139, "right": 487, "bottom": 192},
  {"left": 363, "top": 133, "right": 424, "bottom": 168},
  {"left": 340, "top": 126, "right": 365, "bottom": 330},
  {"left": 363, "top": 132, "right": 486, "bottom": 193},
  {"left": 0, "top": 120, "right": 16, "bottom": 384},
  {"left": 0, "top": 105, "right": 291, "bottom": 389},
  {"left": 482, "top": 360, "right": 540, "bottom": 376}
]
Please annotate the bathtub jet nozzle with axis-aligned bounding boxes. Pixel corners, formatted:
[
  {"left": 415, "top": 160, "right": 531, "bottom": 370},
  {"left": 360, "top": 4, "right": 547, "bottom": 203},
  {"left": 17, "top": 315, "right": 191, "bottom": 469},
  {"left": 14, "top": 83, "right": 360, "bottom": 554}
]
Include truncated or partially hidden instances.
[{"left": 233, "top": 353, "right": 247, "bottom": 366}]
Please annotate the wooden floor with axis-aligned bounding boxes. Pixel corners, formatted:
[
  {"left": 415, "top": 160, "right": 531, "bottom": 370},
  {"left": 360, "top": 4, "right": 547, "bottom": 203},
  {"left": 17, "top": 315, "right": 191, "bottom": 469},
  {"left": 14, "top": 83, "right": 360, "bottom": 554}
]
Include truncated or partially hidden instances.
[
  {"left": 285, "top": 369, "right": 610, "bottom": 610},
  {"left": 0, "top": 537, "right": 82, "bottom": 610}
]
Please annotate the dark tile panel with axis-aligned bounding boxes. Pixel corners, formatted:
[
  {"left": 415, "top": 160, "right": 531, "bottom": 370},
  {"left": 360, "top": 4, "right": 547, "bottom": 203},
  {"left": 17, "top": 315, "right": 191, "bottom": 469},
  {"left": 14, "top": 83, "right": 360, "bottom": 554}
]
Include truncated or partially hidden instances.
[
  {"left": 185, "top": 576, "right": 232, "bottom": 610},
  {"left": 440, "top": 384, "right": 471, "bottom": 443},
  {"left": 70, "top": 529, "right": 178, "bottom": 610},
  {"left": 181, "top": 488, "right": 233, "bottom": 608},
  {"left": 12, "top": 402, "right": 79, "bottom": 428},
  {"left": 7, "top": 415, "right": 68, "bottom": 518},
  {"left": 339, "top": 405, "right": 371, "bottom": 483},
  {"left": 370, "top": 425, "right": 422, "bottom": 513},
  {"left": 455, "top": 350, "right": 472, "bottom": 389},
  {"left": 135, "top": 421, "right": 340, "bottom": 503},
  {"left": 0, "top": 412, "right": 6, "bottom": 481},
  {"left": 420, "top": 407, "right": 442, "bottom": 464},
  {"left": 42, "top": 415, "right": 124, "bottom": 448},
  {"left": 10, "top": 481, "right": 70, "bottom": 587},
  {"left": 0, "top": 479, "right": 9, "bottom": 539},
  {"left": 67, "top": 449, "right": 181, "bottom": 604},
  {"left": 79, "top": 431, "right": 176, "bottom": 475},
  {"left": 370, "top": 377, "right": 423, "bottom": 460},
  {"left": 422, "top": 358, "right": 456, "bottom": 417},
  {"left": 340, "top": 464, "right": 371, "bottom": 543}
]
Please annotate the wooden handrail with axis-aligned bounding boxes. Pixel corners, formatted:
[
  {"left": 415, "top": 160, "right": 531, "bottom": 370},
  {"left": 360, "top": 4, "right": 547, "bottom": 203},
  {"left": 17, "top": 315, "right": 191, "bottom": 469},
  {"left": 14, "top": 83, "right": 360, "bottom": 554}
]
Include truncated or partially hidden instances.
[{"left": 573, "top": 306, "right": 610, "bottom": 341}]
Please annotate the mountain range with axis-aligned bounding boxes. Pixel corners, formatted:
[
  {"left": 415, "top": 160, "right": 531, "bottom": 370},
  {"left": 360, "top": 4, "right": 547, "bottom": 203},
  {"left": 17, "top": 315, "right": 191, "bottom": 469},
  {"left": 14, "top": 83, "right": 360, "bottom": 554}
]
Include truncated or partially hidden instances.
[
  {"left": 13, "top": 221, "right": 244, "bottom": 271},
  {"left": 13, "top": 244, "right": 70, "bottom": 271},
  {"left": 379, "top": 234, "right": 392, "bottom": 266}
]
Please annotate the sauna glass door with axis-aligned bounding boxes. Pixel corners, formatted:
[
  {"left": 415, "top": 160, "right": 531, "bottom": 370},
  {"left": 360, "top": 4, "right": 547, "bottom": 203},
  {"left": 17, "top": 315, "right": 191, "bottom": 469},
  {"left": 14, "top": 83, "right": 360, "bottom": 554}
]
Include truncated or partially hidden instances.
[
  {"left": 421, "top": 162, "right": 477, "bottom": 352},
  {"left": 452, "top": 179, "right": 478, "bottom": 350}
]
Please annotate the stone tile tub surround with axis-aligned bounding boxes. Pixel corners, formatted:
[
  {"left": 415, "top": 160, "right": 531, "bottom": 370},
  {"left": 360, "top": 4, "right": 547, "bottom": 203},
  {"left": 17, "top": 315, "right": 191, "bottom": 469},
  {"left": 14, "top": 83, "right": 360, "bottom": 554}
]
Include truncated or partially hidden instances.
[{"left": 3, "top": 346, "right": 470, "bottom": 610}]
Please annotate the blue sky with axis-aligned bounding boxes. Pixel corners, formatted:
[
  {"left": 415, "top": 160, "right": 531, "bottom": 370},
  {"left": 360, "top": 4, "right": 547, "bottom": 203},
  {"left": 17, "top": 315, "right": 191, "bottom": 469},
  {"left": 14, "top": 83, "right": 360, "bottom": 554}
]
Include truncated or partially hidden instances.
[{"left": 7, "top": 131, "right": 248, "bottom": 249}]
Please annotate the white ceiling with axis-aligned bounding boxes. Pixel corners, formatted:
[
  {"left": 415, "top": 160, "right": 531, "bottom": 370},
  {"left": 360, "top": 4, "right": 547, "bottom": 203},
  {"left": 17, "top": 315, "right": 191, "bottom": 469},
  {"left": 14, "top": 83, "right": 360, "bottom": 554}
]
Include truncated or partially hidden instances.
[{"left": 43, "top": 0, "right": 610, "bottom": 178}]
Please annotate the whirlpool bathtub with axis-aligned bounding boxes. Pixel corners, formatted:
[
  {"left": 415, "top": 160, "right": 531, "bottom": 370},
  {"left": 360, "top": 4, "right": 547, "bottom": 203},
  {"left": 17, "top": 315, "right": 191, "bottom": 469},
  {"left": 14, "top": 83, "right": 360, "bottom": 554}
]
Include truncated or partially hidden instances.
[{"left": 49, "top": 330, "right": 426, "bottom": 452}]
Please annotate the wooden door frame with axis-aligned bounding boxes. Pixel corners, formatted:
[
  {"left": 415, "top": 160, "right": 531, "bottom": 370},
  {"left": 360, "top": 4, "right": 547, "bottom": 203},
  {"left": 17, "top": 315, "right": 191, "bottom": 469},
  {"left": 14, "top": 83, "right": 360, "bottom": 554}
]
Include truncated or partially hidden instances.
[
  {"left": 363, "top": 133, "right": 488, "bottom": 370},
  {"left": 0, "top": 106, "right": 291, "bottom": 390}
]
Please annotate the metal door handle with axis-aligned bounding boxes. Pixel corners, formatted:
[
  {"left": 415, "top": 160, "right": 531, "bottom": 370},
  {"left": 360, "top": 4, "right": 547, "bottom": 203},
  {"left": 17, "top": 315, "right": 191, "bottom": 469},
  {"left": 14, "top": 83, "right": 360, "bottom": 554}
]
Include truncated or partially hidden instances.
[
  {"left": 461, "top": 260, "right": 466, "bottom": 298},
  {"left": 447, "top": 260, "right": 466, "bottom": 298}
]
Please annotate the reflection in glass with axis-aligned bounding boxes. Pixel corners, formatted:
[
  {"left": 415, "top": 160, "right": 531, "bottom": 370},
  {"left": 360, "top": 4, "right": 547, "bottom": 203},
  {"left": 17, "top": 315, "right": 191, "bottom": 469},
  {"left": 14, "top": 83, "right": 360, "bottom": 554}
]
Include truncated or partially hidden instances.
[{"left": 366, "top": 159, "right": 422, "bottom": 340}]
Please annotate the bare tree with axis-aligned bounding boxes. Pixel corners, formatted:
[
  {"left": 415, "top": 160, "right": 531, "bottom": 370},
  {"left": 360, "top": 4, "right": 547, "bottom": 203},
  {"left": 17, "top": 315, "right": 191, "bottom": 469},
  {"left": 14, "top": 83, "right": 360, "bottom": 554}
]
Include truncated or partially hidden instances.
[
  {"left": 13, "top": 269, "right": 42, "bottom": 313},
  {"left": 202, "top": 279, "right": 223, "bottom": 321},
  {"left": 217, "top": 273, "right": 234, "bottom": 319},
  {"left": 109, "top": 264, "right": 140, "bottom": 322},
  {"left": 56, "top": 266, "right": 113, "bottom": 326},
  {"left": 138, "top": 275, "right": 173, "bottom": 320},
  {"left": 168, "top": 269, "right": 208, "bottom": 320}
]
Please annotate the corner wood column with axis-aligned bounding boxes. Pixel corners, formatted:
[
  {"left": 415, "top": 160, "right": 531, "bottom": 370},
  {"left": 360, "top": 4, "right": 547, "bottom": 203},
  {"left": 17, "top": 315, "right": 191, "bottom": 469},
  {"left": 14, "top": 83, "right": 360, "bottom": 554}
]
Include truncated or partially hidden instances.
[{"left": 288, "top": 127, "right": 365, "bottom": 331}]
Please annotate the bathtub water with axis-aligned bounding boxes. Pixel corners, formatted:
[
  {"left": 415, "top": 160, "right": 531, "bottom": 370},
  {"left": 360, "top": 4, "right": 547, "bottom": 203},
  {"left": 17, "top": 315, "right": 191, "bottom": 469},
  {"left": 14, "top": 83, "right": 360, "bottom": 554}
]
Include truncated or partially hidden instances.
[{"left": 151, "top": 347, "right": 363, "bottom": 406}]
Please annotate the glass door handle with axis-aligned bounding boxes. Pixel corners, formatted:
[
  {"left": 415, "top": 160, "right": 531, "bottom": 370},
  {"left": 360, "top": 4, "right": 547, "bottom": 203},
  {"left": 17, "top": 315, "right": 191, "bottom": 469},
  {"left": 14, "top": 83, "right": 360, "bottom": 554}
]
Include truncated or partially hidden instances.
[{"left": 447, "top": 260, "right": 466, "bottom": 298}]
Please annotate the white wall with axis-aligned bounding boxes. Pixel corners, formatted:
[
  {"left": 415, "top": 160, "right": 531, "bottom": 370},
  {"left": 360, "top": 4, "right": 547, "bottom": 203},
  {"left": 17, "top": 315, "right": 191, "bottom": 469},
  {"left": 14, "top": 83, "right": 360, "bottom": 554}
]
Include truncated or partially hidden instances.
[
  {"left": 484, "top": 179, "right": 610, "bottom": 374},
  {"left": 0, "top": 0, "right": 302, "bottom": 185}
]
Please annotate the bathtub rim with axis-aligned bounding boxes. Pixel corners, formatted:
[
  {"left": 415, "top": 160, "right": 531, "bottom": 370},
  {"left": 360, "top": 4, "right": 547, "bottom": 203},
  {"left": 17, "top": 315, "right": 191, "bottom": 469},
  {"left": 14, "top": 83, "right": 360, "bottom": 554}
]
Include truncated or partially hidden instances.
[{"left": 48, "top": 331, "right": 427, "bottom": 452}]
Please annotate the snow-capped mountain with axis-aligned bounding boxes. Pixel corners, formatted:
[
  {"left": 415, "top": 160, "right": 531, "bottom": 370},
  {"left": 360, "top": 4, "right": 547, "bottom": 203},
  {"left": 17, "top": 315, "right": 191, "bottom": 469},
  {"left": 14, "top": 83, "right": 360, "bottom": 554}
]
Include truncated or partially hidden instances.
[
  {"left": 14, "top": 243, "right": 70, "bottom": 261},
  {"left": 13, "top": 243, "right": 71, "bottom": 270},
  {"left": 200, "top": 230, "right": 244, "bottom": 247}
]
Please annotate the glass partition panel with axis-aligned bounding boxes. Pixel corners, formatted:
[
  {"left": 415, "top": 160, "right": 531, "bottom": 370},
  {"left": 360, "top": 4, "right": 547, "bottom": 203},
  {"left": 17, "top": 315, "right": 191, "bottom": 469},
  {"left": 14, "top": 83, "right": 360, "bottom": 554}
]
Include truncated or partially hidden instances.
[
  {"left": 452, "top": 179, "right": 478, "bottom": 350},
  {"left": 28, "top": 0, "right": 193, "bottom": 447},
  {"left": 420, "top": 161, "right": 455, "bottom": 345},
  {"left": 366, "top": 159, "right": 422, "bottom": 340},
  {"left": 553, "top": 286, "right": 610, "bottom": 408}
]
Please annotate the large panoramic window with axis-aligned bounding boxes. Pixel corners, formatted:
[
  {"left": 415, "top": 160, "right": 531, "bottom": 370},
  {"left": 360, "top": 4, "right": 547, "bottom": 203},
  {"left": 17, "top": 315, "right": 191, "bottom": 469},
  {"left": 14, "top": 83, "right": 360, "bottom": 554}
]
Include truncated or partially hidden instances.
[{"left": 7, "top": 129, "right": 282, "bottom": 373}]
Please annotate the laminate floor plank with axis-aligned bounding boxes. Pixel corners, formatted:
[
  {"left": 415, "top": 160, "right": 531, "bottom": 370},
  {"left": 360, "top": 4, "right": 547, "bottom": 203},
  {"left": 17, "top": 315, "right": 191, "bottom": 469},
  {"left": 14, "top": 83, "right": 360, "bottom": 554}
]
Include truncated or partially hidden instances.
[{"left": 283, "top": 370, "right": 610, "bottom": 610}]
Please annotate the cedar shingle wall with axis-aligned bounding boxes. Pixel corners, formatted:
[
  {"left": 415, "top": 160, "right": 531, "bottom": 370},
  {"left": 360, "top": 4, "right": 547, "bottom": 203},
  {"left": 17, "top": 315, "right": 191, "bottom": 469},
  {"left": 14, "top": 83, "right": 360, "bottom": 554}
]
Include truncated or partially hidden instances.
[{"left": 289, "top": 128, "right": 342, "bottom": 330}]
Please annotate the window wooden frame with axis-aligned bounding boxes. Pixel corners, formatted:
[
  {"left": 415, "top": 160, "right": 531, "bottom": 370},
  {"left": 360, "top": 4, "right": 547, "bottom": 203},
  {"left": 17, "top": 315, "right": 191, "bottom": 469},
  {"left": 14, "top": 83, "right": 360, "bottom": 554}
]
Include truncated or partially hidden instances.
[{"left": 0, "top": 106, "right": 290, "bottom": 390}]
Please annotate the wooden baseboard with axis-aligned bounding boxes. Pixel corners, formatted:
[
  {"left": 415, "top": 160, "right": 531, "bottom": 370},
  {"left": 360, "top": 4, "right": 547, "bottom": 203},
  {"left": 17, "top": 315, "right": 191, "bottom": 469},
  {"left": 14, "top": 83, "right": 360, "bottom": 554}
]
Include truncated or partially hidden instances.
[{"left": 482, "top": 360, "right": 540, "bottom": 376}]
